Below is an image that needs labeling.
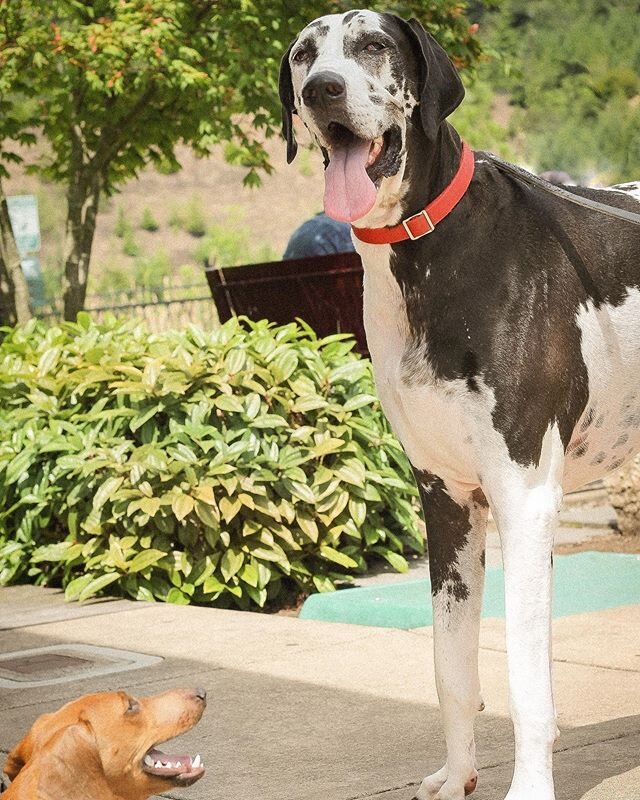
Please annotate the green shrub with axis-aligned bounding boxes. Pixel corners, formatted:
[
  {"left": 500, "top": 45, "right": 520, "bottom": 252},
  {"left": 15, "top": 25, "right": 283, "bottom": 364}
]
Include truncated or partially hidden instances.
[
  {"left": 134, "top": 250, "right": 171, "bottom": 295},
  {"left": 94, "top": 263, "right": 134, "bottom": 295},
  {"left": 168, "top": 204, "right": 183, "bottom": 230},
  {"left": 184, "top": 195, "right": 206, "bottom": 238},
  {"left": 122, "top": 228, "right": 140, "bottom": 257},
  {"left": 0, "top": 316, "right": 422, "bottom": 609},
  {"left": 194, "top": 223, "right": 252, "bottom": 267},
  {"left": 298, "top": 148, "right": 314, "bottom": 178},
  {"left": 114, "top": 206, "right": 128, "bottom": 239},
  {"left": 140, "top": 207, "right": 160, "bottom": 233}
]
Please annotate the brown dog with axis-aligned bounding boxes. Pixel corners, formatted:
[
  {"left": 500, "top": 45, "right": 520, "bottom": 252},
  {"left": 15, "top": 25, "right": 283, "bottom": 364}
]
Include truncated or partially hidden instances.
[{"left": 2, "top": 687, "right": 206, "bottom": 799}]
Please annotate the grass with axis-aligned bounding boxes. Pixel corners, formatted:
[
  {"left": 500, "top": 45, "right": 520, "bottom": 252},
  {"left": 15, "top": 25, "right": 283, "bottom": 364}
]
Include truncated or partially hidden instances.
[
  {"left": 140, "top": 207, "right": 159, "bottom": 232},
  {"left": 122, "top": 228, "right": 140, "bottom": 257}
]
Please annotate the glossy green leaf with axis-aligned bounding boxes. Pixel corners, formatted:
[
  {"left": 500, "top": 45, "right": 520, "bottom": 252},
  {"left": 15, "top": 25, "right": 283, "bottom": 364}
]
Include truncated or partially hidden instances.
[
  {"left": 320, "top": 546, "right": 358, "bottom": 569},
  {"left": 93, "top": 476, "right": 124, "bottom": 510},
  {"left": 127, "top": 549, "right": 166, "bottom": 573},
  {"left": 220, "top": 548, "right": 244, "bottom": 581},
  {"left": 172, "top": 493, "right": 194, "bottom": 521}
]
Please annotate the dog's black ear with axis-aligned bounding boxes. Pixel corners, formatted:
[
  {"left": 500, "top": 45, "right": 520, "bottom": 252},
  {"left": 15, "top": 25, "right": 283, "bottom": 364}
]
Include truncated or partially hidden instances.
[
  {"left": 279, "top": 41, "right": 298, "bottom": 164},
  {"left": 400, "top": 17, "right": 465, "bottom": 141}
]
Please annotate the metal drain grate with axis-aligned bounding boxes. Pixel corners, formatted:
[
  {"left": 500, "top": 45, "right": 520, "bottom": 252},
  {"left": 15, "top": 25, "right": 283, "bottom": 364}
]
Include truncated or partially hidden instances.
[{"left": 0, "top": 645, "right": 162, "bottom": 688}]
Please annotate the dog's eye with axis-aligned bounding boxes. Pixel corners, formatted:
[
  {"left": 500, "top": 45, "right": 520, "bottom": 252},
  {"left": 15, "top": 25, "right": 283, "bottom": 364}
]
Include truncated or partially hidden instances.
[
  {"left": 125, "top": 698, "right": 140, "bottom": 715},
  {"left": 364, "top": 41, "right": 386, "bottom": 53},
  {"left": 292, "top": 48, "right": 308, "bottom": 64}
]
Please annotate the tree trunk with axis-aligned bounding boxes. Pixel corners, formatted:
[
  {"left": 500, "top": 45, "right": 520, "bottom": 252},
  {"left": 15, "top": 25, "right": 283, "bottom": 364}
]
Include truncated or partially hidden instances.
[
  {"left": 605, "top": 456, "right": 640, "bottom": 536},
  {"left": 0, "top": 179, "right": 32, "bottom": 326},
  {"left": 62, "top": 168, "right": 101, "bottom": 321}
]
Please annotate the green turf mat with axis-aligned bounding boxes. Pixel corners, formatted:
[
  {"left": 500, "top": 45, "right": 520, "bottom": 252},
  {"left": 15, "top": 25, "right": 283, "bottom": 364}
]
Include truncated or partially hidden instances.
[{"left": 299, "top": 552, "right": 640, "bottom": 629}]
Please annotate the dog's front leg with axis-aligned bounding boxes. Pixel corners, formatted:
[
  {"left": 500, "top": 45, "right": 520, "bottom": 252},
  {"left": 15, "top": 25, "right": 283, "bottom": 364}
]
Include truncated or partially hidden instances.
[
  {"left": 492, "top": 480, "right": 561, "bottom": 800},
  {"left": 413, "top": 471, "right": 488, "bottom": 800}
]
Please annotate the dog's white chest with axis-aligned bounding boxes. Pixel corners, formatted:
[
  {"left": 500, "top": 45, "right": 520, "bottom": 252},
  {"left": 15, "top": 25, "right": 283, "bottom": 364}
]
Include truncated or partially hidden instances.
[{"left": 360, "top": 245, "right": 484, "bottom": 488}]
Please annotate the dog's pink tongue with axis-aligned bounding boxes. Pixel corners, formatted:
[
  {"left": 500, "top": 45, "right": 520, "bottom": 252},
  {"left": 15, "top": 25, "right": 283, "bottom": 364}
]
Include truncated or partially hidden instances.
[{"left": 324, "top": 139, "right": 376, "bottom": 223}]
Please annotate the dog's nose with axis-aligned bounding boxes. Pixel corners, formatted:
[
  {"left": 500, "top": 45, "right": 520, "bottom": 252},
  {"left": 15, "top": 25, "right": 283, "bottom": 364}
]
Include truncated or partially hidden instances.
[
  {"left": 194, "top": 687, "right": 207, "bottom": 703},
  {"left": 302, "top": 71, "right": 346, "bottom": 108}
]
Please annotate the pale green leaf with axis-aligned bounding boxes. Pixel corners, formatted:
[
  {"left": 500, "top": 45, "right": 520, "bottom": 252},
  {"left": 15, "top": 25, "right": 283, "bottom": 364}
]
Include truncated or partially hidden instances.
[{"left": 127, "top": 549, "right": 166, "bottom": 573}]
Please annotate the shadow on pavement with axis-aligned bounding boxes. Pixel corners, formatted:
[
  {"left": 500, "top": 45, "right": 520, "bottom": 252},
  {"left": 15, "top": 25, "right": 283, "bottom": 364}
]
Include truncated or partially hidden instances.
[{"left": 0, "top": 627, "right": 638, "bottom": 800}]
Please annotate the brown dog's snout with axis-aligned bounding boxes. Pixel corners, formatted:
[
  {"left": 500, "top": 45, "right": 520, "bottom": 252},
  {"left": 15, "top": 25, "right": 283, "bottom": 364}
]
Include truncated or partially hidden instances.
[
  {"left": 302, "top": 71, "right": 346, "bottom": 108},
  {"left": 193, "top": 687, "right": 207, "bottom": 704}
]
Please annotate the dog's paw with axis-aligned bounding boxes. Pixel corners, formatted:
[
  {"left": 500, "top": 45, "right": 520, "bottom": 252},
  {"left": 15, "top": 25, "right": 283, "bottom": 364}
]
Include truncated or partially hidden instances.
[
  {"left": 414, "top": 766, "right": 447, "bottom": 800},
  {"left": 414, "top": 767, "right": 477, "bottom": 800}
]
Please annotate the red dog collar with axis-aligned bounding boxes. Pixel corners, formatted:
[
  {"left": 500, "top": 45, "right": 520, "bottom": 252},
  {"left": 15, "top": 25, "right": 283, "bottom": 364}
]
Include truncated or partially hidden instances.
[{"left": 352, "top": 142, "right": 475, "bottom": 244}]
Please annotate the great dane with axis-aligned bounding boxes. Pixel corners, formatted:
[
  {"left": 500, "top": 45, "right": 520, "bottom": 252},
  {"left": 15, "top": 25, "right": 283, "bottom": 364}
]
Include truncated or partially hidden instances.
[{"left": 279, "top": 9, "right": 640, "bottom": 800}]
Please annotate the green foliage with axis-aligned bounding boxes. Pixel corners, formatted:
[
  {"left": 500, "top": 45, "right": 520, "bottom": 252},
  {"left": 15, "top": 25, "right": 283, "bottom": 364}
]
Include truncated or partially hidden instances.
[
  {"left": 122, "top": 228, "right": 140, "bottom": 258},
  {"left": 114, "top": 207, "right": 128, "bottom": 239},
  {"left": 134, "top": 250, "right": 171, "bottom": 296},
  {"left": 167, "top": 195, "right": 207, "bottom": 238},
  {"left": 177, "top": 262, "right": 205, "bottom": 285},
  {"left": 94, "top": 263, "right": 134, "bottom": 296},
  {"left": 193, "top": 207, "right": 279, "bottom": 267},
  {"left": 481, "top": 0, "right": 640, "bottom": 181},
  {"left": 184, "top": 196, "right": 207, "bottom": 238},
  {"left": 168, "top": 204, "right": 185, "bottom": 231},
  {"left": 155, "top": 156, "right": 181, "bottom": 176},
  {"left": 450, "top": 79, "right": 515, "bottom": 159},
  {"left": 0, "top": 316, "right": 422, "bottom": 609},
  {"left": 140, "top": 207, "right": 159, "bottom": 233},
  {"left": 0, "top": 1, "right": 483, "bottom": 186},
  {"left": 195, "top": 224, "right": 252, "bottom": 268},
  {"left": 255, "top": 244, "right": 280, "bottom": 264},
  {"left": 298, "top": 149, "right": 315, "bottom": 179}
]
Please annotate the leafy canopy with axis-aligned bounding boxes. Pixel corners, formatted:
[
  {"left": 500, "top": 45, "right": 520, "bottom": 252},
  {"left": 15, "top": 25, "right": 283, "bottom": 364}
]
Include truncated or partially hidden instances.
[
  {"left": 481, "top": 0, "right": 640, "bottom": 181},
  {"left": 0, "top": 0, "right": 483, "bottom": 188}
]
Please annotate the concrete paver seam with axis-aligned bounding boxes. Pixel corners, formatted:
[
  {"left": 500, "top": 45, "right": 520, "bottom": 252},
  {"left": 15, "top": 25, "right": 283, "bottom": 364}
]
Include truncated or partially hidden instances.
[
  {"left": 341, "top": 779, "right": 420, "bottom": 800},
  {"left": 552, "top": 728, "right": 640, "bottom": 755},
  {"left": 478, "top": 644, "right": 640, "bottom": 674},
  {"left": 551, "top": 657, "right": 640, "bottom": 674}
]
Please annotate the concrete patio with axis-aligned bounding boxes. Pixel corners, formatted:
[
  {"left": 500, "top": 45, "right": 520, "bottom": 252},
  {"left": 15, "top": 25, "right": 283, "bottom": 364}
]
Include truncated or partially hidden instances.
[{"left": 0, "top": 578, "right": 638, "bottom": 800}]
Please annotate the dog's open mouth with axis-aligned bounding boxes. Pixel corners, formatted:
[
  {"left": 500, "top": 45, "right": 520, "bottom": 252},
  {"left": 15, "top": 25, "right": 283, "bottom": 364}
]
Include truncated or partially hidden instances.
[
  {"left": 323, "top": 122, "right": 402, "bottom": 223},
  {"left": 142, "top": 747, "right": 205, "bottom": 786}
]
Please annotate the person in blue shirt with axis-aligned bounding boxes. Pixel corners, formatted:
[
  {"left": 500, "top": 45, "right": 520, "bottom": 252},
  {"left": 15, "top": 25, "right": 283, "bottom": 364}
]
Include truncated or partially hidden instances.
[{"left": 283, "top": 212, "right": 355, "bottom": 259}]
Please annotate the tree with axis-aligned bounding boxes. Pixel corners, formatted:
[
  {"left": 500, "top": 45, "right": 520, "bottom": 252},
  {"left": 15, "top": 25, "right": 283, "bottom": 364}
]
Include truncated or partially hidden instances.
[
  {"left": 479, "top": 0, "right": 640, "bottom": 182},
  {"left": 0, "top": 2, "right": 37, "bottom": 325},
  {"left": 0, "top": 0, "right": 483, "bottom": 321},
  {"left": 0, "top": 185, "right": 31, "bottom": 325}
]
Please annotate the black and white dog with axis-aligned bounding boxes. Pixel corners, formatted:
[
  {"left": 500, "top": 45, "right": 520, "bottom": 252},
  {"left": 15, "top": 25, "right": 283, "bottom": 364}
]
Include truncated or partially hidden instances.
[{"left": 279, "top": 10, "right": 640, "bottom": 800}]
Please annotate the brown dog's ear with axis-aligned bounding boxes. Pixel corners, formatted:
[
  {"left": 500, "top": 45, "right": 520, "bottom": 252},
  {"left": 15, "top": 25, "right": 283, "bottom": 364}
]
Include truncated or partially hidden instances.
[
  {"left": 279, "top": 40, "right": 298, "bottom": 163},
  {"left": 4, "top": 749, "right": 26, "bottom": 782},
  {"left": 399, "top": 17, "right": 465, "bottom": 141},
  {"left": 3, "top": 722, "right": 108, "bottom": 800},
  {"left": 38, "top": 722, "right": 111, "bottom": 800},
  {"left": 4, "top": 721, "right": 40, "bottom": 781}
]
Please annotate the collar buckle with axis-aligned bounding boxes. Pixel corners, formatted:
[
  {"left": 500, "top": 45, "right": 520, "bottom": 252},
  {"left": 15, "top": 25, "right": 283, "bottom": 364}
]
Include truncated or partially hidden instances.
[{"left": 402, "top": 209, "right": 435, "bottom": 240}]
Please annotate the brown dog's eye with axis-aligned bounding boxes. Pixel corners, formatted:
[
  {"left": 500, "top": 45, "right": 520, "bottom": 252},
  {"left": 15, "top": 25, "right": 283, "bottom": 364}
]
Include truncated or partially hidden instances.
[
  {"left": 125, "top": 697, "right": 140, "bottom": 715},
  {"left": 364, "top": 41, "right": 385, "bottom": 53}
]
